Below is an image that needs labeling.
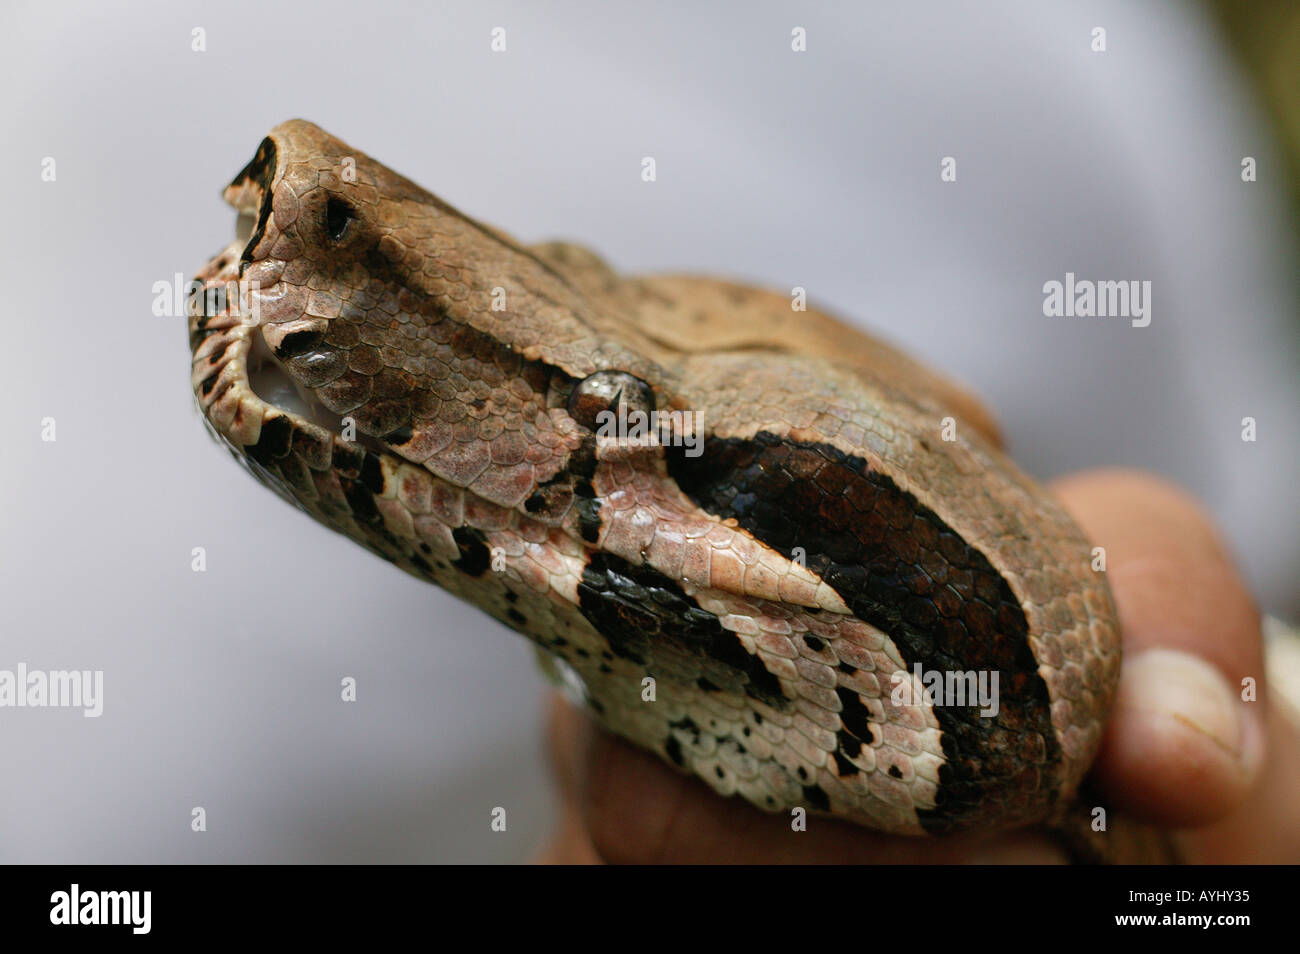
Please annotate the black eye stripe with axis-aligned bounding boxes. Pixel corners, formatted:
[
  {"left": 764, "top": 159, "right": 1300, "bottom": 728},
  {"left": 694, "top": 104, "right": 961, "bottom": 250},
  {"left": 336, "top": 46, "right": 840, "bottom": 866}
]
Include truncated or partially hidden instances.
[
  {"left": 664, "top": 431, "right": 1059, "bottom": 834},
  {"left": 325, "top": 196, "right": 355, "bottom": 240}
]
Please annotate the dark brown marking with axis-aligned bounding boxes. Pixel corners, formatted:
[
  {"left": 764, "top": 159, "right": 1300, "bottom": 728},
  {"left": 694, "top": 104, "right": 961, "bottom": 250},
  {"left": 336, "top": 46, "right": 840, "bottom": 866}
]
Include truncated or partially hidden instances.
[
  {"left": 451, "top": 526, "right": 491, "bottom": 577},
  {"left": 384, "top": 423, "right": 415, "bottom": 445},
  {"left": 340, "top": 477, "right": 380, "bottom": 525},
  {"left": 667, "top": 431, "right": 1061, "bottom": 833},
  {"left": 802, "top": 784, "right": 829, "bottom": 811},
  {"left": 332, "top": 441, "right": 367, "bottom": 478},
  {"left": 665, "top": 736, "right": 685, "bottom": 767},
  {"left": 234, "top": 138, "right": 277, "bottom": 271},
  {"left": 573, "top": 483, "right": 602, "bottom": 544},
  {"left": 576, "top": 552, "right": 787, "bottom": 709},
  {"left": 359, "top": 452, "right": 384, "bottom": 494},
  {"left": 247, "top": 415, "right": 293, "bottom": 464}
]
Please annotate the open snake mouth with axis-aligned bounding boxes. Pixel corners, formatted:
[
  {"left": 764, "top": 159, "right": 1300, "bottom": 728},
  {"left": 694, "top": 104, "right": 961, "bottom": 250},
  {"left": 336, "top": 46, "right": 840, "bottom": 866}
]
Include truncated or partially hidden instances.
[{"left": 247, "top": 331, "right": 316, "bottom": 421}]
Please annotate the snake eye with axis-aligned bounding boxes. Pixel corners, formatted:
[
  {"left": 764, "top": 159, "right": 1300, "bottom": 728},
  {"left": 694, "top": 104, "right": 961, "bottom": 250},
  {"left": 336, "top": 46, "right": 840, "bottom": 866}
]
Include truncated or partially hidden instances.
[{"left": 567, "top": 370, "right": 655, "bottom": 431}]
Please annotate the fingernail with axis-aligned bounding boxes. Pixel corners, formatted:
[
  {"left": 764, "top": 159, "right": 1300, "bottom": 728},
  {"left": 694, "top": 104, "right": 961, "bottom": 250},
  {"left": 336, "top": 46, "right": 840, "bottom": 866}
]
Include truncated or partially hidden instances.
[{"left": 1124, "top": 648, "right": 1262, "bottom": 780}]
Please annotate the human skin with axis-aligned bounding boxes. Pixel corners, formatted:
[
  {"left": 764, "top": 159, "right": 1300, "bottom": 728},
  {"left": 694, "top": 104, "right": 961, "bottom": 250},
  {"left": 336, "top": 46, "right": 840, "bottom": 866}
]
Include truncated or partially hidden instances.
[{"left": 536, "top": 470, "right": 1300, "bottom": 864}]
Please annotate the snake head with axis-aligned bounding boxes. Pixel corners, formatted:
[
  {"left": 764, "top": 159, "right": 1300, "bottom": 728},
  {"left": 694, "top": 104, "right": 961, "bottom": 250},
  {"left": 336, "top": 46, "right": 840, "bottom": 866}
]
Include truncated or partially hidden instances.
[
  {"left": 187, "top": 120, "right": 682, "bottom": 589},
  {"left": 190, "top": 121, "right": 1123, "bottom": 840},
  {"left": 190, "top": 118, "right": 663, "bottom": 498}
]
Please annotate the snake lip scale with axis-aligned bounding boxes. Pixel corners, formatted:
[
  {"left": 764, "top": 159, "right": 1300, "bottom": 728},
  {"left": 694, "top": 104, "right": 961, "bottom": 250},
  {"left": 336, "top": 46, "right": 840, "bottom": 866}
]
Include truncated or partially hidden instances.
[{"left": 188, "top": 120, "right": 1131, "bottom": 849}]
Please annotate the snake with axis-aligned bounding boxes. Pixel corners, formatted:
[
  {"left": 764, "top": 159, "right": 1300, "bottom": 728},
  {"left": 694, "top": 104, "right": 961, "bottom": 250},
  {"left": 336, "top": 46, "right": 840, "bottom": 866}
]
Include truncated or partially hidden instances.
[{"left": 188, "top": 120, "right": 1169, "bottom": 861}]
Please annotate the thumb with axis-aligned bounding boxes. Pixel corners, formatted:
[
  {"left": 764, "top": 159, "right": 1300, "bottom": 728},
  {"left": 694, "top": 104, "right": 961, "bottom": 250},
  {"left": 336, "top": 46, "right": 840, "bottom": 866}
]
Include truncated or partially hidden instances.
[{"left": 1050, "top": 469, "right": 1265, "bottom": 828}]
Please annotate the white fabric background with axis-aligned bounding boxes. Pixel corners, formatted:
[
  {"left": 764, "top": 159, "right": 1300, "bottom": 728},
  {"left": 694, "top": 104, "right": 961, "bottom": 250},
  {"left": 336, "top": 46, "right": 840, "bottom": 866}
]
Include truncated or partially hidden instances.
[{"left": 1, "top": 0, "right": 1295, "bottom": 862}]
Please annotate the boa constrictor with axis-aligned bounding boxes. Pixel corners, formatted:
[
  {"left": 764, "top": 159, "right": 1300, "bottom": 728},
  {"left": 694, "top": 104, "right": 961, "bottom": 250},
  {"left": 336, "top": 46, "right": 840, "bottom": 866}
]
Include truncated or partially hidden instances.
[{"left": 188, "top": 120, "right": 1166, "bottom": 861}]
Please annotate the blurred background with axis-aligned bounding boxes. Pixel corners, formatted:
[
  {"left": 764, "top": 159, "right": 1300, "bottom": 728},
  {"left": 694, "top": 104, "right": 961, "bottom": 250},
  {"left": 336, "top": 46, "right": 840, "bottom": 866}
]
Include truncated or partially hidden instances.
[{"left": 1, "top": 0, "right": 1295, "bottom": 862}]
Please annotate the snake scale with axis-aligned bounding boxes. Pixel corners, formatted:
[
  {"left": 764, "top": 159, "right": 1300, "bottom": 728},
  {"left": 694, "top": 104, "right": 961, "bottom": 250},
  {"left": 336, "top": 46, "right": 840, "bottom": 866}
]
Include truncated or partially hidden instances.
[{"left": 188, "top": 121, "right": 1159, "bottom": 859}]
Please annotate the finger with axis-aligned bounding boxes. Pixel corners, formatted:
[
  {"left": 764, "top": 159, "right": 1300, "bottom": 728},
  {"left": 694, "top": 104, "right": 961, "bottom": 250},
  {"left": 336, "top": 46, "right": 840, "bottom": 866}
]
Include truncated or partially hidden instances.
[
  {"left": 1175, "top": 694, "right": 1300, "bottom": 863},
  {"left": 534, "top": 694, "right": 602, "bottom": 864},
  {"left": 1050, "top": 469, "right": 1266, "bottom": 827}
]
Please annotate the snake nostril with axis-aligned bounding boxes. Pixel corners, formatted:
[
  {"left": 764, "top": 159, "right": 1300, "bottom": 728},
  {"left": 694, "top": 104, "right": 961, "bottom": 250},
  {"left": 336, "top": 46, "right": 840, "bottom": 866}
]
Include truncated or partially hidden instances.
[
  {"left": 274, "top": 329, "right": 325, "bottom": 359},
  {"left": 325, "top": 197, "right": 355, "bottom": 241}
]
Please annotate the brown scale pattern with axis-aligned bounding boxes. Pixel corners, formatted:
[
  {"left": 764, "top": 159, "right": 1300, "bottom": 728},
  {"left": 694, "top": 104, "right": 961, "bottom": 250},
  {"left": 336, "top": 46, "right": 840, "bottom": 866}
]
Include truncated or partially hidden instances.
[{"left": 188, "top": 121, "right": 1123, "bottom": 839}]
